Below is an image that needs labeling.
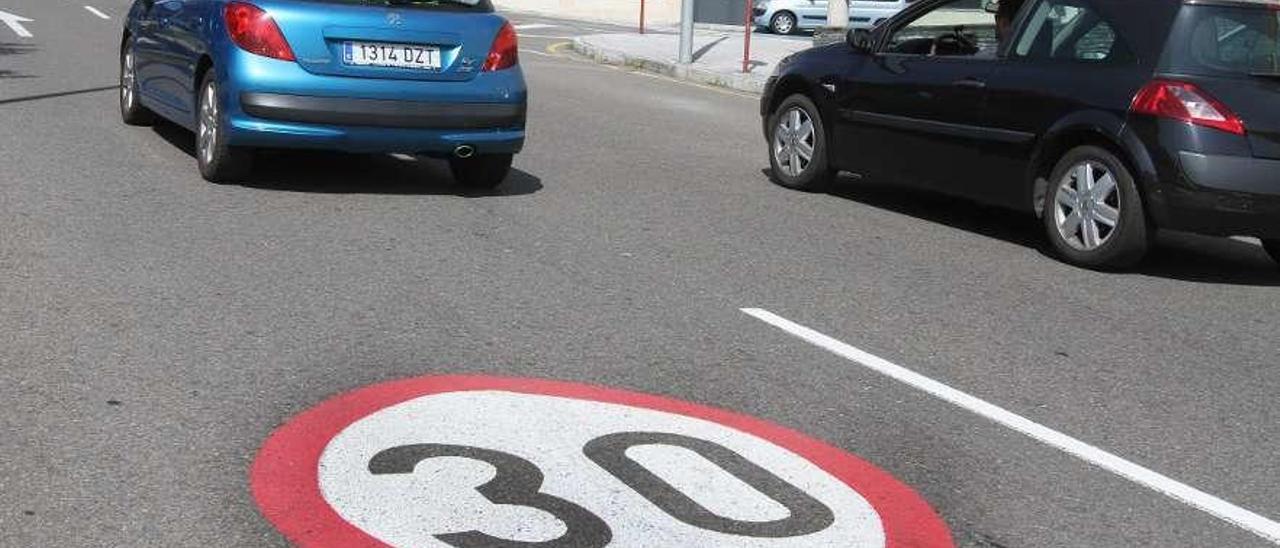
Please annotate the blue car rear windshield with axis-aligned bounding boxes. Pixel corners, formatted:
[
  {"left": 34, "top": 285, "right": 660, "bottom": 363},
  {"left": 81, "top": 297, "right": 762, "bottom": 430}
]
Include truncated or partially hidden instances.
[
  {"left": 1163, "top": 4, "right": 1280, "bottom": 77},
  {"left": 308, "top": 0, "right": 494, "bottom": 12}
]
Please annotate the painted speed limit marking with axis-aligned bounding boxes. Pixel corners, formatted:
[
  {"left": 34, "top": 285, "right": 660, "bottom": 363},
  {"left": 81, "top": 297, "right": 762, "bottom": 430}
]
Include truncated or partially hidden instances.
[{"left": 250, "top": 375, "right": 952, "bottom": 547}]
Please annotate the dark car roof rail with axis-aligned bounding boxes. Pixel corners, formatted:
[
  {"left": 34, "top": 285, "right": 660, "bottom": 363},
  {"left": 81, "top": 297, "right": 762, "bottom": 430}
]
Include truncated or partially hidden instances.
[{"left": 1184, "top": 0, "right": 1280, "bottom": 7}]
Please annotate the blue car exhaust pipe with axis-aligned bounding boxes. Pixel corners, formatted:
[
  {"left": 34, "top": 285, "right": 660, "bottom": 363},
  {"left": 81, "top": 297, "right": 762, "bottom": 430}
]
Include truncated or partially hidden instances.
[{"left": 454, "top": 145, "right": 476, "bottom": 159}]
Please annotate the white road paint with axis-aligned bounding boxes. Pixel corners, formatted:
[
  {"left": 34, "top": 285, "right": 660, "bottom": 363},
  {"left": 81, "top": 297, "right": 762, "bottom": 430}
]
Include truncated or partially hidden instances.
[
  {"left": 84, "top": 6, "right": 111, "bottom": 20},
  {"left": 318, "top": 390, "right": 886, "bottom": 547},
  {"left": 514, "top": 23, "right": 558, "bottom": 30},
  {"left": 626, "top": 443, "right": 792, "bottom": 523},
  {"left": 741, "top": 307, "right": 1280, "bottom": 546},
  {"left": 0, "top": 9, "right": 34, "bottom": 38}
]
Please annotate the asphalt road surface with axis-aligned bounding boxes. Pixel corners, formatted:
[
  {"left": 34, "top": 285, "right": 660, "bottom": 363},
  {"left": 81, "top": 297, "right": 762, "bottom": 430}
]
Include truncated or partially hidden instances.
[{"left": 3, "top": 2, "right": 1280, "bottom": 547}]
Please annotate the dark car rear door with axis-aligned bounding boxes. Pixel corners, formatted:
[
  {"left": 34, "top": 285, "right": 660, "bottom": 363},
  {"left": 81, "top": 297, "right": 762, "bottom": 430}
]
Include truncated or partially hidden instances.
[
  {"left": 1161, "top": 3, "right": 1280, "bottom": 160},
  {"left": 834, "top": 0, "right": 1001, "bottom": 192},
  {"left": 980, "top": 0, "right": 1160, "bottom": 211}
]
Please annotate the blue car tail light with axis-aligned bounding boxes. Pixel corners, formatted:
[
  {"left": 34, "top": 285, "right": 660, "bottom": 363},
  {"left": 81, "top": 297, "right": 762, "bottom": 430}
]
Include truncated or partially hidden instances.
[
  {"left": 482, "top": 21, "right": 518, "bottom": 72},
  {"left": 225, "top": 2, "right": 296, "bottom": 62}
]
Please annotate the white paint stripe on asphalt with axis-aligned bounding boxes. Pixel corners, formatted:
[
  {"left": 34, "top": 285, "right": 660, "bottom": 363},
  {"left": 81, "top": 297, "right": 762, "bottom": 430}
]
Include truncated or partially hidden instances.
[
  {"left": 514, "top": 23, "right": 557, "bottom": 30},
  {"left": 84, "top": 6, "right": 111, "bottom": 19},
  {"left": 520, "top": 49, "right": 558, "bottom": 57},
  {"left": 740, "top": 307, "right": 1280, "bottom": 545},
  {"left": 0, "top": 9, "right": 34, "bottom": 38}
]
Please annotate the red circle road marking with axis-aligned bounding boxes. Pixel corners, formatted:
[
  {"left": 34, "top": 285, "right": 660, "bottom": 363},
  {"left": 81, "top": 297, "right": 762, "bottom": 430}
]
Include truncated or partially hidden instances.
[{"left": 250, "top": 375, "right": 954, "bottom": 547}]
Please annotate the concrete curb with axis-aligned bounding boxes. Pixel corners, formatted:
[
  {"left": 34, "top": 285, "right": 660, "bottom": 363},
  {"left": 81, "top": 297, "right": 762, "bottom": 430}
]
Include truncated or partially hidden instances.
[{"left": 571, "top": 37, "right": 768, "bottom": 95}]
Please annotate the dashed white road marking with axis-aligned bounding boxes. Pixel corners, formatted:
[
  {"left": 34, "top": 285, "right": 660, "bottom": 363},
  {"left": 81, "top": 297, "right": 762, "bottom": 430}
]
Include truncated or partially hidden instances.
[
  {"left": 84, "top": 6, "right": 111, "bottom": 19},
  {"left": 514, "top": 23, "right": 557, "bottom": 30},
  {"left": 0, "top": 9, "right": 34, "bottom": 38},
  {"left": 741, "top": 307, "right": 1280, "bottom": 546}
]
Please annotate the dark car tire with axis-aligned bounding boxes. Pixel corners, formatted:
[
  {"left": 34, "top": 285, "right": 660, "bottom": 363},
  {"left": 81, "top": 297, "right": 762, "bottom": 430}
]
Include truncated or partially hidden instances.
[
  {"left": 1043, "top": 146, "right": 1150, "bottom": 269},
  {"left": 1262, "top": 239, "right": 1280, "bottom": 266},
  {"left": 767, "top": 94, "right": 836, "bottom": 192},
  {"left": 120, "top": 37, "right": 156, "bottom": 126},
  {"left": 770, "top": 12, "right": 798, "bottom": 35},
  {"left": 450, "top": 153, "right": 513, "bottom": 189},
  {"left": 196, "top": 71, "right": 253, "bottom": 183}
]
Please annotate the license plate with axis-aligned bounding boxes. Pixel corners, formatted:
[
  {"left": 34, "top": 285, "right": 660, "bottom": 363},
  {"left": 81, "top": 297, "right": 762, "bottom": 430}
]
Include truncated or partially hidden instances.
[{"left": 342, "top": 41, "right": 442, "bottom": 70}]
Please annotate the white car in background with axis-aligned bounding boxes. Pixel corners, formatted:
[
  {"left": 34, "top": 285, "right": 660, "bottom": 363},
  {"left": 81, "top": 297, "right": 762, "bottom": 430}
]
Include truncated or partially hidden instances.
[{"left": 753, "top": 0, "right": 916, "bottom": 35}]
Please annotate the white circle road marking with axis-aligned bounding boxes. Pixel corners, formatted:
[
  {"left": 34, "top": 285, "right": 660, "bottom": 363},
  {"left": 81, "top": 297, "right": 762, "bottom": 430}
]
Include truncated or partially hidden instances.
[
  {"left": 320, "top": 391, "right": 882, "bottom": 547},
  {"left": 251, "top": 375, "right": 953, "bottom": 548}
]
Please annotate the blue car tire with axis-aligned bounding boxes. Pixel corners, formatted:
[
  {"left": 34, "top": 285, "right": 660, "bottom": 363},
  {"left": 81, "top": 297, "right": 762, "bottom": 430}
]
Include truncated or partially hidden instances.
[
  {"left": 197, "top": 71, "right": 253, "bottom": 183},
  {"left": 450, "top": 153, "right": 513, "bottom": 190},
  {"left": 120, "top": 37, "right": 155, "bottom": 126}
]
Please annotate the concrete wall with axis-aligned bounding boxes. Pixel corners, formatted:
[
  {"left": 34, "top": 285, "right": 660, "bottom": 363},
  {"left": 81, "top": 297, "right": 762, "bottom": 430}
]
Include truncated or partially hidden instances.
[
  {"left": 693, "top": 0, "right": 749, "bottom": 25},
  {"left": 494, "top": 0, "right": 685, "bottom": 26}
]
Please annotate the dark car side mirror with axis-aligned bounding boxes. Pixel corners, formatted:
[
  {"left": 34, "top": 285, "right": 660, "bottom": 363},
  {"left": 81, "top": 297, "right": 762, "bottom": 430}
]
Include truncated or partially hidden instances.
[{"left": 847, "top": 28, "right": 873, "bottom": 53}]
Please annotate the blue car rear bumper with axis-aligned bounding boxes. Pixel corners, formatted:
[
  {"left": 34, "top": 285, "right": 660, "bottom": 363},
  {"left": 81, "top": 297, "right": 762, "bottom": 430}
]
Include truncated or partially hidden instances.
[{"left": 218, "top": 48, "right": 526, "bottom": 156}]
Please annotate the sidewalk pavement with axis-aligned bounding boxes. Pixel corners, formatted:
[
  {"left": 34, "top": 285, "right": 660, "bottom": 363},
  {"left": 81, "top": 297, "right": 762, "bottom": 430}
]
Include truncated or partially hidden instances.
[{"left": 571, "top": 30, "right": 813, "bottom": 94}]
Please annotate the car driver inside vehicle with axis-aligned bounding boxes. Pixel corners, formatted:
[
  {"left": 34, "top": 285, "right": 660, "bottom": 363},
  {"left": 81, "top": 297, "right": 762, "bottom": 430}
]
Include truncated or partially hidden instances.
[{"left": 995, "top": 0, "right": 1027, "bottom": 46}]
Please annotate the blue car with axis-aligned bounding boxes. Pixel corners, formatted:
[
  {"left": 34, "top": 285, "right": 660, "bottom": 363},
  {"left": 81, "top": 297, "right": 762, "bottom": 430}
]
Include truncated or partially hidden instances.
[{"left": 120, "top": 0, "right": 527, "bottom": 187}]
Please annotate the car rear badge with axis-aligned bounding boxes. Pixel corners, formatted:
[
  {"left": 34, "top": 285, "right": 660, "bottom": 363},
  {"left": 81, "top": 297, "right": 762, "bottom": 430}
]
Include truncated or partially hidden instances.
[
  {"left": 458, "top": 56, "right": 477, "bottom": 72},
  {"left": 386, "top": 12, "right": 404, "bottom": 26}
]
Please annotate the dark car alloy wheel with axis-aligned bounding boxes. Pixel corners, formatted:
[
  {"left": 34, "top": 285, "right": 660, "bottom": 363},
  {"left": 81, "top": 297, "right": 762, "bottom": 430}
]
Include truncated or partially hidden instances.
[
  {"left": 768, "top": 94, "right": 835, "bottom": 191},
  {"left": 1044, "top": 146, "right": 1149, "bottom": 268}
]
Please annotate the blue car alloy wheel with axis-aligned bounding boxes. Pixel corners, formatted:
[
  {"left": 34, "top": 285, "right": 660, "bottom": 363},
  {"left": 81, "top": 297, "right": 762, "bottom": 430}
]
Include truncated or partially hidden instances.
[{"left": 121, "top": 0, "right": 528, "bottom": 187}]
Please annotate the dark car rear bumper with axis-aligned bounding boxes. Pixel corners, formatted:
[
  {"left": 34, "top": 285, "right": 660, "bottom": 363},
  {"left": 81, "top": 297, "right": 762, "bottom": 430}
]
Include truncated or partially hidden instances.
[
  {"left": 1157, "top": 152, "right": 1280, "bottom": 238},
  {"left": 239, "top": 93, "right": 526, "bottom": 130},
  {"left": 1179, "top": 152, "right": 1280, "bottom": 196}
]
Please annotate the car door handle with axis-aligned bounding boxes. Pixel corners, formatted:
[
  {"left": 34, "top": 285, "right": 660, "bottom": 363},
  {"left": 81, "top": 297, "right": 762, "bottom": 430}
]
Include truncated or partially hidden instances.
[{"left": 953, "top": 78, "right": 987, "bottom": 90}]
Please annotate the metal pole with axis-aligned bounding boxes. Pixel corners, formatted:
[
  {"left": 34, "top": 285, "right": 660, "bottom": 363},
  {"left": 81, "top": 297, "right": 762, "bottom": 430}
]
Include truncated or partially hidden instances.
[
  {"left": 742, "top": 0, "right": 752, "bottom": 73},
  {"left": 826, "top": 0, "right": 846, "bottom": 33},
  {"left": 639, "top": 0, "right": 645, "bottom": 34},
  {"left": 678, "top": 0, "right": 694, "bottom": 64}
]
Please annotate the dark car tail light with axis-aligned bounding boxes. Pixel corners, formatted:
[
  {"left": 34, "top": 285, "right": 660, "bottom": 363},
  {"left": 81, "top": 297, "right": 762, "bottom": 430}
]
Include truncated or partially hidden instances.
[
  {"left": 483, "top": 22, "right": 518, "bottom": 72},
  {"left": 1130, "top": 80, "right": 1245, "bottom": 136},
  {"left": 224, "top": 2, "right": 295, "bottom": 62}
]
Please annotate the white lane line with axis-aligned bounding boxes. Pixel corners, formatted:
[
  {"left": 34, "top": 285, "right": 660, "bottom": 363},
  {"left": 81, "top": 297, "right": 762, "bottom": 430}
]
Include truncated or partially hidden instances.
[
  {"left": 740, "top": 307, "right": 1280, "bottom": 545},
  {"left": 0, "top": 9, "right": 34, "bottom": 38},
  {"left": 84, "top": 5, "right": 110, "bottom": 19},
  {"left": 514, "top": 23, "right": 557, "bottom": 30}
]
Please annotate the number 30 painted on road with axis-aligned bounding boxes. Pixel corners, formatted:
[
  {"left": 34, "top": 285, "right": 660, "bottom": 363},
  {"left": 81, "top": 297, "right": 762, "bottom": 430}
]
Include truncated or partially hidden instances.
[{"left": 251, "top": 375, "right": 953, "bottom": 547}]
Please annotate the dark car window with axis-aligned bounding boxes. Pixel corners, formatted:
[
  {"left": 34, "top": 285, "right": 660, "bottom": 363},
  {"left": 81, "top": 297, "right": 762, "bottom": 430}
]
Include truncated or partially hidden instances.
[
  {"left": 884, "top": 0, "right": 999, "bottom": 57},
  {"left": 301, "top": 0, "right": 494, "bottom": 12},
  {"left": 1162, "top": 4, "right": 1280, "bottom": 77},
  {"left": 1010, "top": 0, "right": 1133, "bottom": 63}
]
